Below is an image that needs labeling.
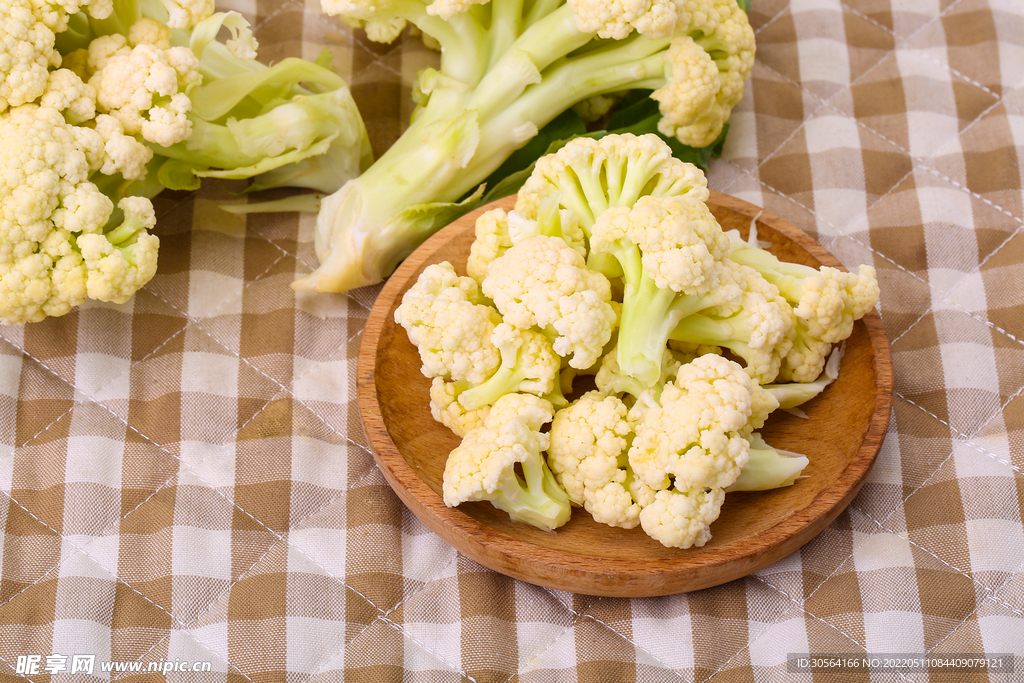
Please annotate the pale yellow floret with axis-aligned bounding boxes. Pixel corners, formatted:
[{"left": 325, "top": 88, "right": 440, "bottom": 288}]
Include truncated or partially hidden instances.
[
  {"left": 441, "top": 394, "right": 569, "bottom": 531},
  {"left": 394, "top": 261, "right": 503, "bottom": 385},
  {"left": 638, "top": 485, "right": 725, "bottom": 549},
  {"left": 428, "top": 377, "right": 489, "bottom": 437},
  {"left": 467, "top": 208, "right": 514, "bottom": 284},
  {"left": 548, "top": 391, "right": 645, "bottom": 529},
  {"left": 1, "top": 0, "right": 62, "bottom": 113},
  {"left": 467, "top": 205, "right": 586, "bottom": 284},
  {"left": 482, "top": 235, "right": 617, "bottom": 370},
  {"left": 92, "top": 113, "right": 153, "bottom": 180},
  {"left": 127, "top": 17, "right": 172, "bottom": 48},
  {"left": 591, "top": 194, "right": 731, "bottom": 294},
  {"left": 0, "top": 104, "right": 154, "bottom": 323},
  {"left": 158, "top": 0, "right": 215, "bottom": 29},
  {"left": 88, "top": 40, "right": 200, "bottom": 147},
  {"left": 40, "top": 68, "right": 97, "bottom": 124},
  {"left": 77, "top": 198, "right": 160, "bottom": 304},
  {"left": 653, "top": 0, "right": 755, "bottom": 147},
  {"left": 628, "top": 353, "right": 757, "bottom": 493},
  {"left": 515, "top": 134, "right": 709, "bottom": 231},
  {"left": 568, "top": 0, "right": 679, "bottom": 39},
  {"left": 425, "top": 0, "right": 489, "bottom": 19}
]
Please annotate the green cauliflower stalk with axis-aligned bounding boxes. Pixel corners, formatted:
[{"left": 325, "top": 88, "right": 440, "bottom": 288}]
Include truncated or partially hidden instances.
[{"left": 297, "top": 0, "right": 755, "bottom": 292}]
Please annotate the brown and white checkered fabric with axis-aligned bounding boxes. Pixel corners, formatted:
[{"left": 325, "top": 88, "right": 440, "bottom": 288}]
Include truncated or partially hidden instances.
[{"left": 1, "top": 0, "right": 1023, "bottom": 680}]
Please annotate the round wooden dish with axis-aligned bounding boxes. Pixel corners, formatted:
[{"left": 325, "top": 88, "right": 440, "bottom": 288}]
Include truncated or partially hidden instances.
[{"left": 358, "top": 191, "right": 893, "bottom": 597}]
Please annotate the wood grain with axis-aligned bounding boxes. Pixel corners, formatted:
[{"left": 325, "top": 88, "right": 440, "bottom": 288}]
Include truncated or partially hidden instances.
[{"left": 357, "top": 191, "right": 894, "bottom": 597}]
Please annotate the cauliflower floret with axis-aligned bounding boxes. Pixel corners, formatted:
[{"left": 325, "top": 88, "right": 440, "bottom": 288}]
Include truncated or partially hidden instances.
[
  {"left": 425, "top": 0, "right": 488, "bottom": 19},
  {"left": 457, "top": 322, "right": 562, "bottom": 410},
  {"left": 40, "top": 68, "right": 96, "bottom": 124},
  {"left": 0, "top": 104, "right": 157, "bottom": 323},
  {"left": 428, "top": 377, "right": 489, "bottom": 437},
  {"left": 639, "top": 485, "right": 724, "bottom": 549},
  {"left": 88, "top": 39, "right": 201, "bottom": 147},
  {"left": 628, "top": 353, "right": 759, "bottom": 492},
  {"left": 482, "top": 235, "right": 617, "bottom": 370},
  {"left": 515, "top": 133, "right": 709, "bottom": 234},
  {"left": 441, "top": 393, "right": 570, "bottom": 531},
  {"left": 654, "top": 0, "right": 755, "bottom": 147},
  {"left": 588, "top": 193, "right": 734, "bottom": 387},
  {"left": 669, "top": 260, "right": 798, "bottom": 385},
  {"left": 727, "top": 230, "right": 879, "bottom": 382},
  {"left": 127, "top": 17, "right": 173, "bottom": 48},
  {"left": 1, "top": 0, "right": 62, "bottom": 112},
  {"left": 394, "top": 261, "right": 503, "bottom": 385},
  {"left": 76, "top": 196, "right": 159, "bottom": 304},
  {"left": 595, "top": 345, "right": 688, "bottom": 401},
  {"left": 548, "top": 391, "right": 650, "bottom": 529},
  {"left": 568, "top": 0, "right": 678, "bottom": 40},
  {"left": 157, "top": 0, "right": 215, "bottom": 29},
  {"left": 466, "top": 199, "right": 586, "bottom": 284}
]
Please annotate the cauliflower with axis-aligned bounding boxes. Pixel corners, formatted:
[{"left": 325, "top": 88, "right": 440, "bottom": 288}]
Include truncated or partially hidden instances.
[
  {"left": 0, "top": 104, "right": 158, "bottom": 323},
  {"left": 298, "top": 0, "right": 755, "bottom": 292},
  {"left": 516, "top": 133, "right": 710, "bottom": 235},
  {"left": 628, "top": 354, "right": 765, "bottom": 493},
  {"left": 728, "top": 227, "right": 879, "bottom": 382},
  {"left": 548, "top": 391, "right": 652, "bottom": 529},
  {"left": 1, "top": 0, "right": 62, "bottom": 113},
  {"left": 87, "top": 38, "right": 200, "bottom": 147},
  {"left": 466, "top": 196, "right": 586, "bottom": 284},
  {"left": 653, "top": 0, "right": 755, "bottom": 147},
  {"left": 456, "top": 322, "right": 563, "bottom": 410},
  {"left": 588, "top": 192, "right": 734, "bottom": 386},
  {"left": 442, "top": 393, "right": 571, "bottom": 531},
  {"left": 482, "top": 235, "right": 617, "bottom": 370},
  {"left": 668, "top": 260, "right": 797, "bottom": 384},
  {"left": 594, "top": 345, "right": 689, "bottom": 401},
  {"left": 567, "top": 0, "right": 678, "bottom": 40},
  {"left": 428, "top": 377, "right": 490, "bottom": 437},
  {"left": 394, "top": 261, "right": 503, "bottom": 385},
  {"left": 639, "top": 485, "right": 724, "bottom": 549}
]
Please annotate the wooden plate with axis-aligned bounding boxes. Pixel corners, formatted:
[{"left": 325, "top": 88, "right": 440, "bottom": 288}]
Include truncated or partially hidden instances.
[{"left": 357, "top": 191, "right": 893, "bottom": 597}]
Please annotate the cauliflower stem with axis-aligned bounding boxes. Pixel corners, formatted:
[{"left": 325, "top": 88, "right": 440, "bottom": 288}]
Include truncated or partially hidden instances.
[{"left": 297, "top": 0, "right": 755, "bottom": 292}]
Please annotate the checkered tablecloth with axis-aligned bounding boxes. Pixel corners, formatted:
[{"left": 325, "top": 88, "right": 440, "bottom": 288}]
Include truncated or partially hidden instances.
[{"left": 1, "top": 0, "right": 1023, "bottom": 680}]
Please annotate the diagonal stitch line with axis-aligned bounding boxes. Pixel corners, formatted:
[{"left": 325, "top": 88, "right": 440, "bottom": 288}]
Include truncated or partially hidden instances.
[
  {"left": 742, "top": 554, "right": 924, "bottom": 683},
  {"left": 572, "top": 613, "right": 691, "bottom": 683},
  {"left": 300, "top": 519, "right": 463, "bottom": 679},
  {"left": 0, "top": 654, "right": 33, "bottom": 683},
  {"left": 854, "top": 501, "right": 1024, "bottom": 619},
  {"left": 502, "top": 608, "right": 585, "bottom": 683},
  {"left": 849, "top": 501, "right": 995, "bottom": 600},
  {"left": 26, "top": 387, "right": 403, "bottom": 651},
  {"left": 0, "top": 490, "right": 258, "bottom": 682},
  {"left": 916, "top": 557, "right": 1024, "bottom": 660},
  {"left": 894, "top": 389, "right": 1021, "bottom": 475}
]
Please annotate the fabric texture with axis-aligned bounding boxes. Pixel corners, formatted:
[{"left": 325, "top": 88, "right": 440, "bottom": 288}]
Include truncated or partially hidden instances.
[{"left": 1, "top": 0, "right": 1023, "bottom": 680}]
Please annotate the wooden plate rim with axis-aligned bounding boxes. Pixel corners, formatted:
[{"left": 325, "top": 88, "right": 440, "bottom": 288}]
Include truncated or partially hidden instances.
[{"left": 357, "top": 191, "right": 894, "bottom": 596}]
